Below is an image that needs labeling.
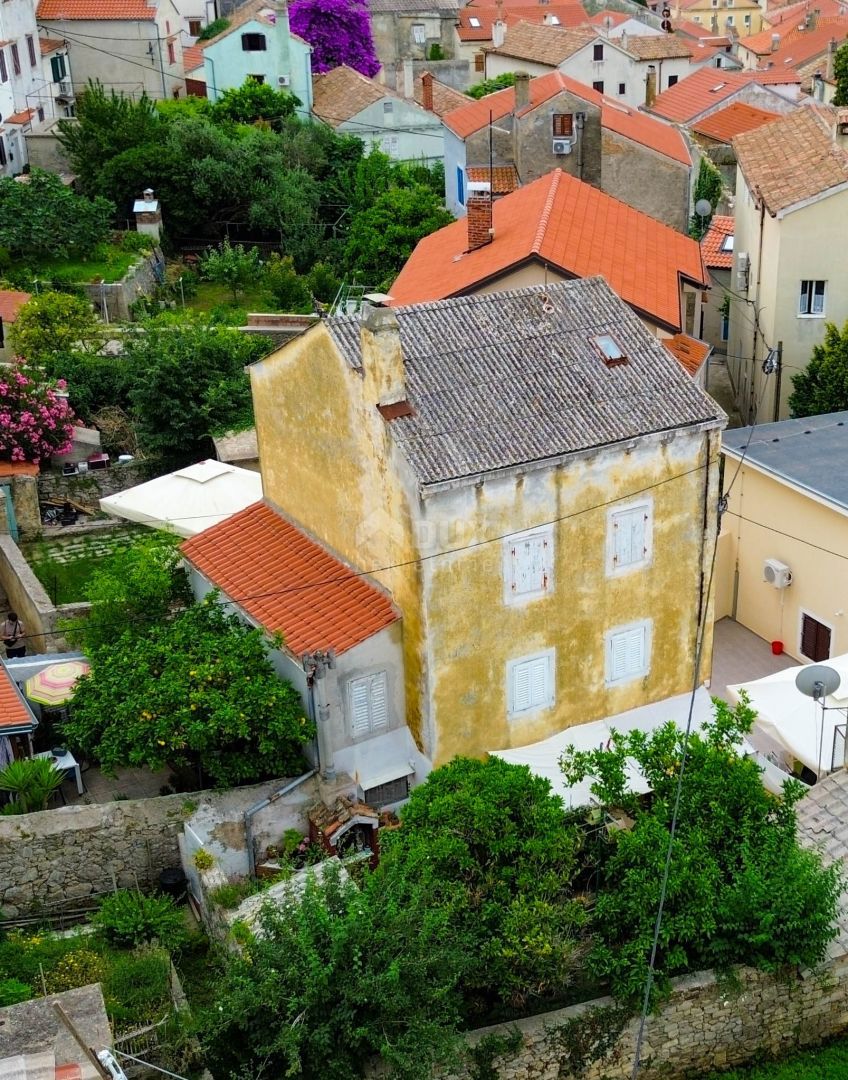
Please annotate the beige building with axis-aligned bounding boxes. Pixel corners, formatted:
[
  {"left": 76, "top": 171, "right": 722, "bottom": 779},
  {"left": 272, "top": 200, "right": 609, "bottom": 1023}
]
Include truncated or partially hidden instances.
[
  {"left": 700, "top": 214, "right": 732, "bottom": 356},
  {"left": 727, "top": 106, "right": 848, "bottom": 424},
  {"left": 671, "top": 0, "right": 764, "bottom": 36},
  {"left": 716, "top": 412, "right": 848, "bottom": 663}
]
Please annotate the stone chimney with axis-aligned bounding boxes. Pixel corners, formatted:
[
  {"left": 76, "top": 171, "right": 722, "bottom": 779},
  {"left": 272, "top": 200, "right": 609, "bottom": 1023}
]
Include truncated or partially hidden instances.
[
  {"left": 827, "top": 37, "right": 839, "bottom": 80},
  {"left": 492, "top": 19, "right": 506, "bottom": 46},
  {"left": 812, "top": 70, "right": 825, "bottom": 100},
  {"left": 360, "top": 296, "right": 405, "bottom": 406},
  {"left": 403, "top": 57, "right": 414, "bottom": 99},
  {"left": 421, "top": 70, "right": 434, "bottom": 111},
  {"left": 645, "top": 65, "right": 657, "bottom": 109},
  {"left": 514, "top": 70, "right": 531, "bottom": 110},
  {"left": 466, "top": 190, "right": 494, "bottom": 251},
  {"left": 771, "top": 32, "right": 781, "bottom": 52},
  {"left": 133, "top": 187, "right": 161, "bottom": 241}
]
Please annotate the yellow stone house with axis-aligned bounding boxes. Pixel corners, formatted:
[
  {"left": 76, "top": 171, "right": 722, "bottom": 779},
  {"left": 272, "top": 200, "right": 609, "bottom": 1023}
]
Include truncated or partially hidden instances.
[
  {"left": 250, "top": 278, "right": 726, "bottom": 765},
  {"left": 671, "top": 0, "right": 764, "bottom": 37}
]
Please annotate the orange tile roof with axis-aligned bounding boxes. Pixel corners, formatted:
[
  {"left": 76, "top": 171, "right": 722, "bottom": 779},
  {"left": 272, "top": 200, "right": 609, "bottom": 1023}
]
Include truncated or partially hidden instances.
[
  {"left": 6, "top": 109, "right": 34, "bottom": 125},
  {"left": 701, "top": 214, "right": 734, "bottom": 268},
  {"left": 648, "top": 66, "right": 799, "bottom": 123},
  {"left": 389, "top": 169, "right": 706, "bottom": 330},
  {"left": 39, "top": 37, "right": 66, "bottom": 54},
  {"left": 457, "top": 3, "right": 586, "bottom": 40},
  {"left": 622, "top": 33, "right": 693, "bottom": 60},
  {"left": 312, "top": 65, "right": 389, "bottom": 125},
  {"left": 589, "top": 10, "right": 631, "bottom": 26},
  {"left": 181, "top": 502, "right": 400, "bottom": 656},
  {"left": 182, "top": 43, "right": 203, "bottom": 73},
  {"left": 664, "top": 332, "right": 711, "bottom": 376},
  {"left": 467, "top": 164, "right": 520, "bottom": 193},
  {"left": 674, "top": 18, "right": 730, "bottom": 40},
  {"left": 414, "top": 72, "right": 467, "bottom": 116},
  {"left": 55, "top": 1068, "right": 83, "bottom": 1080},
  {"left": 0, "top": 288, "right": 31, "bottom": 322},
  {"left": 488, "top": 21, "right": 597, "bottom": 65},
  {"left": 759, "top": 16, "right": 848, "bottom": 68},
  {"left": 692, "top": 101, "right": 780, "bottom": 141},
  {"left": 37, "top": 0, "right": 156, "bottom": 18},
  {"left": 0, "top": 463, "right": 39, "bottom": 478},
  {"left": 0, "top": 662, "right": 36, "bottom": 732},
  {"left": 443, "top": 69, "right": 689, "bottom": 163},
  {"left": 734, "top": 105, "right": 848, "bottom": 213}
]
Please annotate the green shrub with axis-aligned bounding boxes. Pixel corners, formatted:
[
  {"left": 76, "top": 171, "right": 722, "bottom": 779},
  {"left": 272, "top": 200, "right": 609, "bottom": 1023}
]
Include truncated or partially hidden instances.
[
  {"left": 102, "top": 947, "right": 172, "bottom": 1029},
  {"left": 95, "top": 890, "right": 187, "bottom": 949},
  {"left": 116, "top": 230, "right": 154, "bottom": 253},
  {"left": 45, "top": 947, "right": 106, "bottom": 993},
  {"left": 264, "top": 253, "right": 312, "bottom": 313},
  {"left": 0, "top": 930, "right": 80, "bottom": 986},
  {"left": 193, "top": 848, "right": 214, "bottom": 871},
  {"left": 209, "top": 881, "right": 255, "bottom": 910},
  {"left": 705, "top": 1037, "right": 848, "bottom": 1079},
  {"left": 0, "top": 977, "right": 32, "bottom": 1006},
  {"left": 197, "top": 16, "right": 229, "bottom": 40},
  {"left": 306, "top": 261, "right": 340, "bottom": 303}
]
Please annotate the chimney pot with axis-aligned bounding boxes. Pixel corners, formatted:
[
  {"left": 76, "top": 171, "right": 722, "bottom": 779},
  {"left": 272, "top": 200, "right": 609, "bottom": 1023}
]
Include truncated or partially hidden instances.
[
  {"left": 645, "top": 64, "right": 657, "bottom": 108},
  {"left": 421, "top": 70, "right": 434, "bottom": 111},
  {"left": 466, "top": 194, "right": 494, "bottom": 251},
  {"left": 360, "top": 300, "right": 406, "bottom": 406},
  {"left": 402, "top": 57, "right": 414, "bottom": 99},
  {"left": 492, "top": 18, "right": 506, "bottom": 47},
  {"left": 143, "top": 187, "right": 154, "bottom": 200},
  {"left": 514, "top": 70, "right": 531, "bottom": 110},
  {"left": 771, "top": 32, "right": 780, "bottom": 51}
]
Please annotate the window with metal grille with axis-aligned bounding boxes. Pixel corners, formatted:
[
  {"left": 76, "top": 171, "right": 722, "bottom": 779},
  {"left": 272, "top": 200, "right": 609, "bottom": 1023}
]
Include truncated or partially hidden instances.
[
  {"left": 552, "top": 112, "right": 573, "bottom": 137},
  {"left": 799, "top": 279, "right": 825, "bottom": 316},
  {"left": 26, "top": 35, "right": 36, "bottom": 68},
  {"left": 801, "top": 613, "right": 831, "bottom": 662},
  {"left": 606, "top": 621, "right": 651, "bottom": 685},
  {"left": 11, "top": 43, "right": 20, "bottom": 76},
  {"left": 507, "top": 650, "right": 555, "bottom": 717},
  {"left": 607, "top": 500, "right": 652, "bottom": 575},
  {"left": 364, "top": 774, "right": 410, "bottom": 808},
  {"left": 348, "top": 671, "right": 389, "bottom": 738},
  {"left": 504, "top": 525, "right": 553, "bottom": 603},
  {"left": 241, "top": 32, "right": 267, "bottom": 51}
]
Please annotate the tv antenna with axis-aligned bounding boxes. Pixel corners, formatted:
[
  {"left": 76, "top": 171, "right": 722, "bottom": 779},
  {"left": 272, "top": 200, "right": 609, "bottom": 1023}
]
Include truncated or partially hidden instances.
[
  {"left": 694, "top": 198, "right": 712, "bottom": 234},
  {"left": 796, "top": 664, "right": 842, "bottom": 778}
]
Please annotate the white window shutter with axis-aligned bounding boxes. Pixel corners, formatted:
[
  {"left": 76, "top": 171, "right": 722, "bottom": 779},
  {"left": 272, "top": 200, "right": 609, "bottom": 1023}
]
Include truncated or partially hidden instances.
[
  {"left": 350, "top": 678, "right": 371, "bottom": 737},
  {"left": 512, "top": 662, "right": 533, "bottom": 713},
  {"left": 529, "top": 656, "right": 549, "bottom": 705},
  {"left": 610, "top": 632, "right": 629, "bottom": 681},
  {"left": 624, "top": 627, "right": 645, "bottom": 675},
  {"left": 369, "top": 672, "right": 388, "bottom": 731}
]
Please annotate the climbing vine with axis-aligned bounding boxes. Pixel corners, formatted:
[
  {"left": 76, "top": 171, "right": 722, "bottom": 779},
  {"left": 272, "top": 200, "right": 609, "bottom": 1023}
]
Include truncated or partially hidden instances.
[{"left": 546, "top": 1003, "right": 631, "bottom": 1078}]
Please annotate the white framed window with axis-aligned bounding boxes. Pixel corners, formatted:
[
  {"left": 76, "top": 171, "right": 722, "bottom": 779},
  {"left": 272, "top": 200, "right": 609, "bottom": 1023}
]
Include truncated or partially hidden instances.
[
  {"left": 607, "top": 499, "right": 652, "bottom": 575},
  {"left": 468, "top": 15, "right": 481, "bottom": 26},
  {"left": 380, "top": 133, "right": 399, "bottom": 155},
  {"left": 412, "top": 22, "right": 426, "bottom": 43},
  {"left": 507, "top": 649, "right": 555, "bottom": 717},
  {"left": 725, "top": 15, "right": 734, "bottom": 25},
  {"left": 348, "top": 671, "right": 389, "bottom": 738},
  {"left": 503, "top": 525, "right": 554, "bottom": 603},
  {"left": 606, "top": 621, "right": 651, "bottom": 685},
  {"left": 743, "top": 13, "right": 751, "bottom": 24},
  {"left": 383, "top": 99, "right": 394, "bottom": 113},
  {"left": 799, "top": 279, "right": 825, "bottom": 316}
]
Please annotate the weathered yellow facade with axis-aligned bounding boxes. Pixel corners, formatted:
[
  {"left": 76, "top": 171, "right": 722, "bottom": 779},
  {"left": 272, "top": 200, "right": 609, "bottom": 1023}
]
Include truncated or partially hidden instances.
[{"left": 251, "top": 320, "right": 722, "bottom": 765}]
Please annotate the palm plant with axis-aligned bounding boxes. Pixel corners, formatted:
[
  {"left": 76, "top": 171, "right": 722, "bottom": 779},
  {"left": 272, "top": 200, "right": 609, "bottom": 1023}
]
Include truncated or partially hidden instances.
[{"left": 0, "top": 758, "right": 65, "bottom": 814}]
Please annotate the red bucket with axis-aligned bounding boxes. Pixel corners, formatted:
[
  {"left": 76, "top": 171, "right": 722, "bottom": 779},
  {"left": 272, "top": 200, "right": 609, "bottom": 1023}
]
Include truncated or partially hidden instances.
[{"left": 771, "top": 640, "right": 784, "bottom": 655}]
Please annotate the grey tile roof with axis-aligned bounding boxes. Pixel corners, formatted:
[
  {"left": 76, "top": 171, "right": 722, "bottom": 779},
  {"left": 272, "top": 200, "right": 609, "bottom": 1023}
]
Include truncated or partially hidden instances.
[
  {"left": 796, "top": 770, "right": 848, "bottom": 960},
  {"left": 723, "top": 411, "right": 848, "bottom": 513},
  {"left": 326, "top": 278, "right": 725, "bottom": 487}
]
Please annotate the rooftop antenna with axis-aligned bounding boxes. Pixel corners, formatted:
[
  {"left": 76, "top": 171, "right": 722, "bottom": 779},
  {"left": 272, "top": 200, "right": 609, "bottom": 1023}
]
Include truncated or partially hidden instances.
[
  {"left": 694, "top": 197, "right": 712, "bottom": 235},
  {"left": 796, "top": 663, "right": 842, "bottom": 778}
]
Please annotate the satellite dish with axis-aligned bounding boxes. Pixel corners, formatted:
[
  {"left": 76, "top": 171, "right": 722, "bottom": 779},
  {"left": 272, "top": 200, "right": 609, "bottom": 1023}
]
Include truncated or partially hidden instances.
[
  {"left": 694, "top": 198, "right": 712, "bottom": 218},
  {"left": 796, "top": 664, "right": 841, "bottom": 700}
]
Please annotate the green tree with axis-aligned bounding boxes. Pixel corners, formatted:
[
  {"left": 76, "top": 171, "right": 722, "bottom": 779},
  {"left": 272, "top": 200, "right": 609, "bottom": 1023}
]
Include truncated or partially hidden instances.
[
  {"left": 199, "top": 239, "right": 264, "bottom": 302},
  {"left": 380, "top": 756, "right": 587, "bottom": 1017},
  {"left": 560, "top": 697, "right": 842, "bottom": 1005},
  {"left": 834, "top": 41, "right": 848, "bottom": 106},
  {"left": 203, "top": 862, "right": 465, "bottom": 1080},
  {"left": 9, "top": 292, "right": 101, "bottom": 362},
  {"left": 264, "top": 253, "right": 312, "bottom": 312},
  {"left": 788, "top": 320, "right": 848, "bottom": 417},
  {"left": 64, "top": 596, "right": 313, "bottom": 787},
  {"left": 77, "top": 532, "right": 191, "bottom": 654},
  {"left": 197, "top": 16, "right": 229, "bottom": 40},
  {"left": 39, "top": 350, "right": 132, "bottom": 425},
  {"left": 121, "top": 320, "right": 271, "bottom": 462},
  {"left": 211, "top": 80, "right": 300, "bottom": 130},
  {"left": 689, "top": 156, "right": 723, "bottom": 240},
  {"left": 467, "top": 72, "right": 516, "bottom": 99},
  {"left": 0, "top": 170, "right": 113, "bottom": 260},
  {"left": 346, "top": 184, "right": 453, "bottom": 286},
  {"left": 0, "top": 759, "right": 65, "bottom": 814}
]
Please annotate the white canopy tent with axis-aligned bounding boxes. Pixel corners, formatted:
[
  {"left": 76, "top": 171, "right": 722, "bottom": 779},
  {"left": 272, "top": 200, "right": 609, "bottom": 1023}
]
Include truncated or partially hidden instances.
[
  {"left": 99, "top": 460, "right": 263, "bottom": 537},
  {"left": 491, "top": 687, "right": 716, "bottom": 809},
  {"left": 728, "top": 653, "right": 848, "bottom": 779}
]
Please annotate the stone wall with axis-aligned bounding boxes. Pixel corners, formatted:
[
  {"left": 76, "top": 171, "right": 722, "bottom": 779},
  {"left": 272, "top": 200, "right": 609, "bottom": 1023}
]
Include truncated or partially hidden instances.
[
  {"left": 38, "top": 461, "right": 152, "bottom": 508},
  {"left": 454, "top": 959, "right": 848, "bottom": 1079},
  {"left": 82, "top": 249, "right": 165, "bottom": 323},
  {"left": 0, "top": 534, "right": 58, "bottom": 653}
]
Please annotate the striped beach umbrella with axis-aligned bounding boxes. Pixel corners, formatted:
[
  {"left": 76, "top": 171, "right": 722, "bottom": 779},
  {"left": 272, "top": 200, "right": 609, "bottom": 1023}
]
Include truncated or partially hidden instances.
[{"left": 25, "top": 660, "right": 91, "bottom": 707}]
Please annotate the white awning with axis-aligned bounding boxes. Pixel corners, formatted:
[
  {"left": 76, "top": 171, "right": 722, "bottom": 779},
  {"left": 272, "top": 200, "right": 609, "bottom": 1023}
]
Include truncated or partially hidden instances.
[
  {"left": 99, "top": 460, "right": 263, "bottom": 537},
  {"left": 728, "top": 653, "right": 848, "bottom": 777},
  {"left": 334, "top": 725, "right": 429, "bottom": 792},
  {"left": 491, "top": 687, "right": 715, "bottom": 809}
]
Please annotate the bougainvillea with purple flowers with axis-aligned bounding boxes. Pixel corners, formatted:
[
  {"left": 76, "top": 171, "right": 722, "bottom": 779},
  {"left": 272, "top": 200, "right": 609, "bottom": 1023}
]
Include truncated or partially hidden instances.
[
  {"left": 0, "top": 362, "right": 75, "bottom": 464},
  {"left": 290, "top": 0, "right": 381, "bottom": 77}
]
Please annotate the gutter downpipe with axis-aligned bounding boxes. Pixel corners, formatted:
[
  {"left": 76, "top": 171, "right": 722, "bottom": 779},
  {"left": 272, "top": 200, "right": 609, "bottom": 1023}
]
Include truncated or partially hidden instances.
[
  {"left": 576, "top": 110, "right": 585, "bottom": 180},
  {"left": 751, "top": 189, "right": 766, "bottom": 423},
  {"left": 244, "top": 768, "right": 317, "bottom": 878},
  {"left": 155, "top": 23, "right": 167, "bottom": 99}
]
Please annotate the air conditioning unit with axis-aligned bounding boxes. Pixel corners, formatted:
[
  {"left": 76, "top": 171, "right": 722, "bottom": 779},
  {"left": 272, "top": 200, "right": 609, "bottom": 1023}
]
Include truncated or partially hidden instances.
[
  {"left": 552, "top": 138, "right": 572, "bottom": 155},
  {"left": 736, "top": 251, "right": 749, "bottom": 291},
  {"left": 277, "top": 74, "right": 290, "bottom": 87},
  {"left": 763, "top": 558, "right": 792, "bottom": 588}
]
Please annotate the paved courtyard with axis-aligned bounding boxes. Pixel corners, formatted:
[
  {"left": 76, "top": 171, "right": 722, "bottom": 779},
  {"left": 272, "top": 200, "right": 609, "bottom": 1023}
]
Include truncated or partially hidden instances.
[{"left": 709, "top": 616, "right": 796, "bottom": 702}]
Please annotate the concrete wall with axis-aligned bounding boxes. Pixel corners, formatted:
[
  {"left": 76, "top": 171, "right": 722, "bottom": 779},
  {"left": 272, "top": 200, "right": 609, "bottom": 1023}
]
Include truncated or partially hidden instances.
[
  {"left": 370, "top": 8, "right": 458, "bottom": 70},
  {"left": 0, "top": 533, "right": 58, "bottom": 654},
  {"left": 80, "top": 249, "right": 165, "bottom": 323},
  {"left": 701, "top": 265, "right": 729, "bottom": 355},
  {"left": 338, "top": 95, "right": 446, "bottom": 163},
  {"left": 0, "top": 474, "right": 41, "bottom": 541},
  {"left": 513, "top": 91, "right": 603, "bottom": 189},
  {"left": 450, "top": 959, "right": 848, "bottom": 1079},
  {"left": 600, "top": 128, "right": 690, "bottom": 233},
  {"left": 24, "top": 121, "right": 72, "bottom": 173},
  {"left": 717, "top": 458, "right": 848, "bottom": 659}
]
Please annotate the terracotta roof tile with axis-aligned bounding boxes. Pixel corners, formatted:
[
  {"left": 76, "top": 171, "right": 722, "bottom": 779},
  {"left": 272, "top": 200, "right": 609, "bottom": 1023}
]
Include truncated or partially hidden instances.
[
  {"left": 0, "top": 662, "right": 36, "bottom": 732},
  {"left": 467, "top": 164, "right": 520, "bottom": 193},
  {"left": 0, "top": 462, "right": 39, "bottom": 477},
  {"left": 733, "top": 105, "right": 848, "bottom": 213},
  {"left": 622, "top": 33, "right": 692, "bottom": 59},
  {"left": 457, "top": 2, "right": 586, "bottom": 39},
  {"left": 55, "top": 1068, "right": 83, "bottom": 1080},
  {"left": 663, "top": 332, "right": 711, "bottom": 376},
  {"left": 6, "top": 109, "right": 35, "bottom": 125},
  {"left": 589, "top": 10, "right": 631, "bottom": 27},
  {"left": 413, "top": 72, "right": 467, "bottom": 116},
  {"left": 701, "top": 213, "right": 734, "bottom": 268},
  {"left": 601, "top": 97, "right": 691, "bottom": 164},
  {"left": 692, "top": 101, "right": 780, "bottom": 141},
  {"left": 199, "top": 0, "right": 287, "bottom": 48},
  {"left": 39, "top": 37, "right": 66, "bottom": 54},
  {"left": 37, "top": 0, "right": 156, "bottom": 18},
  {"left": 182, "top": 43, "right": 204, "bottom": 73},
  {"left": 181, "top": 502, "right": 399, "bottom": 655},
  {"left": 0, "top": 289, "right": 31, "bottom": 322},
  {"left": 312, "top": 65, "right": 392, "bottom": 125},
  {"left": 746, "top": 16, "right": 848, "bottom": 67},
  {"left": 648, "top": 66, "right": 800, "bottom": 124},
  {"left": 389, "top": 169, "right": 706, "bottom": 330},
  {"left": 488, "top": 21, "right": 597, "bottom": 65}
]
